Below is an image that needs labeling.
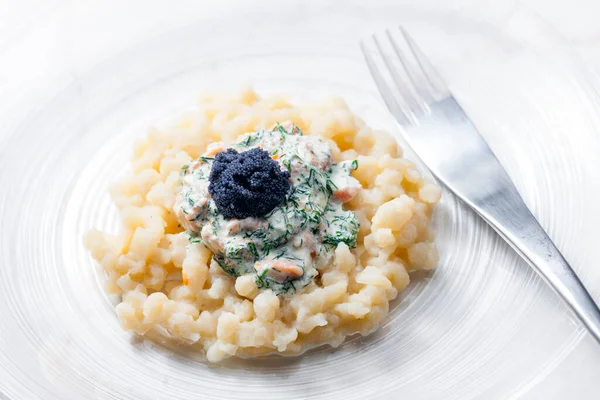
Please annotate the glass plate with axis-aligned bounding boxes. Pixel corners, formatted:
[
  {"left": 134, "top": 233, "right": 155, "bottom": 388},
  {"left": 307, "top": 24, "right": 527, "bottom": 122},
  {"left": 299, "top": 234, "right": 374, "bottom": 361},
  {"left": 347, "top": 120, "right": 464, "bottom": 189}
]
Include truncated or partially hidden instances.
[{"left": 2, "top": 1, "right": 600, "bottom": 399}]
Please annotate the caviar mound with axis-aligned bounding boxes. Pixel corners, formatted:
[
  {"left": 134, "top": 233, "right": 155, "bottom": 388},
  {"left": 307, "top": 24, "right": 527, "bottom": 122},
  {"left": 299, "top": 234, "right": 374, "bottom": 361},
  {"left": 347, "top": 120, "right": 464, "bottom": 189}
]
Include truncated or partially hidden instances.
[{"left": 208, "top": 148, "right": 291, "bottom": 219}]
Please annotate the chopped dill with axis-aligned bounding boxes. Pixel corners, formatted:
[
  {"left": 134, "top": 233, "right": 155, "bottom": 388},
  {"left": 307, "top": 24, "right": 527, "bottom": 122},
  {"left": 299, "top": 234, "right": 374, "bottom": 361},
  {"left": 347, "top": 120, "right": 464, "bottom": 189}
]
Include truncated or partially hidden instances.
[{"left": 175, "top": 121, "right": 359, "bottom": 295}]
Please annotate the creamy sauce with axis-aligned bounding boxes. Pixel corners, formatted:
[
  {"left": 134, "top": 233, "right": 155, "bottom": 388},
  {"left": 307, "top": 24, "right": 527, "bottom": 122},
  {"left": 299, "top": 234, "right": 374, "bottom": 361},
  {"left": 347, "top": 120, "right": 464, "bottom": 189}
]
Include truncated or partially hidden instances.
[{"left": 175, "top": 122, "right": 360, "bottom": 295}]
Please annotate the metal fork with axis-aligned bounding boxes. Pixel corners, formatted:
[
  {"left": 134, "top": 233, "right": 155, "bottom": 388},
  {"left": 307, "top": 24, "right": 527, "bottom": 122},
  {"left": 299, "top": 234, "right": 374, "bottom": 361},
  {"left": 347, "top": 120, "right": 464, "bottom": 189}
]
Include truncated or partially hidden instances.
[{"left": 361, "top": 27, "right": 600, "bottom": 343}]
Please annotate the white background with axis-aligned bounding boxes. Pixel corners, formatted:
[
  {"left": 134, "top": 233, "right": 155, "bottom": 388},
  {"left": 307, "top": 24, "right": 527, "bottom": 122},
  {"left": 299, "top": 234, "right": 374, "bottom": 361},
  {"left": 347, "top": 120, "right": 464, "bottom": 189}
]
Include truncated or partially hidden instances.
[{"left": 1, "top": 0, "right": 599, "bottom": 398}]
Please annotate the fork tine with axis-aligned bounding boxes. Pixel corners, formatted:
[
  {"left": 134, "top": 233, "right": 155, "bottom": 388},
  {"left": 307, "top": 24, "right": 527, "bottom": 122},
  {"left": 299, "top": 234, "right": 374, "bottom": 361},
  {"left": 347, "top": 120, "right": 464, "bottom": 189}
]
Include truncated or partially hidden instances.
[
  {"left": 360, "top": 39, "right": 412, "bottom": 125},
  {"left": 399, "top": 27, "right": 450, "bottom": 99},
  {"left": 385, "top": 29, "right": 435, "bottom": 106},
  {"left": 372, "top": 34, "right": 424, "bottom": 117}
]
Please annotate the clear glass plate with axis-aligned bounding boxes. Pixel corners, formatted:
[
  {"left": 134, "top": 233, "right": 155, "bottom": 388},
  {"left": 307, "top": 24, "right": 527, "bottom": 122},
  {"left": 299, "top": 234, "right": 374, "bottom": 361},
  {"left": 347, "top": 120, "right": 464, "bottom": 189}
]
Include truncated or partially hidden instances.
[{"left": 2, "top": 1, "right": 600, "bottom": 399}]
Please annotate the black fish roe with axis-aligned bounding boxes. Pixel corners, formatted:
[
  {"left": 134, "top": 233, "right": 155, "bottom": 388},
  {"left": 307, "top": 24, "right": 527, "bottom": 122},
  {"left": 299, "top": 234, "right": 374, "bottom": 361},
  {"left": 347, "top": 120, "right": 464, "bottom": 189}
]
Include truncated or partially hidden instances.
[{"left": 208, "top": 148, "right": 291, "bottom": 219}]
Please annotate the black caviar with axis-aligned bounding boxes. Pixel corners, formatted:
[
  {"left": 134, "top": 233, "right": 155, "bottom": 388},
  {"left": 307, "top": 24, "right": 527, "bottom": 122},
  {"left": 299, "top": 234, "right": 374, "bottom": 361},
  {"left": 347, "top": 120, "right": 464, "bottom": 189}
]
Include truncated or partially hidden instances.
[{"left": 208, "top": 148, "right": 291, "bottom": 219}]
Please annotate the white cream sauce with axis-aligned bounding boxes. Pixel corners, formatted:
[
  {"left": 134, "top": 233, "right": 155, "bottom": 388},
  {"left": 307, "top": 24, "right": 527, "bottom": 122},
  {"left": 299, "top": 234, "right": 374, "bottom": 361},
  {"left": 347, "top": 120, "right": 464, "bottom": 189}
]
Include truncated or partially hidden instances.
[{"left": 174, "top": 122, "right": 361, "bottom": 295}]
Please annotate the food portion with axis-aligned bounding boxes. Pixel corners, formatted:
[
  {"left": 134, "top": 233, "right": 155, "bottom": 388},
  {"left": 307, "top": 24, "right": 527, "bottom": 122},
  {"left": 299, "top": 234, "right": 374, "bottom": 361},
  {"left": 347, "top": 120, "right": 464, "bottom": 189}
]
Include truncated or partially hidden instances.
[
  {"left": 175, "top": 122, "right": 360, "bottom": 295},
  {"left": 84, "top": 88, "right": 441, "bottom": 362}
]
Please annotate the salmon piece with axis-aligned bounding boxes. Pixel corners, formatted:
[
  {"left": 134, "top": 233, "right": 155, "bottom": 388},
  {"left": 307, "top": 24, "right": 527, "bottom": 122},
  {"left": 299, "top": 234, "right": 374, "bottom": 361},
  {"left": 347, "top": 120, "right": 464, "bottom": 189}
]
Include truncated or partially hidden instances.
[
  {"left": 255, "top": 259, "right": 304, "bottom": 282},
  {"left": 270, "top": 120, "right": 300, "bottom": 135},
  {"left": 189, "top": 160, "right": 202, "bottom": 170},
  {"left": 226, "top": 219, "right": 240, "bottom": 234},
  {"left": 204, "top": 142, "right": 226, "bottom": 157},
  {"left": 271, "top": 260, "right": 304, "bottom": 278},
  {"left": 298, "top": 232, "right": 317, "bottom": 258},
  {"left": 333, "top": 186, "right": 359, "bottom": 203},
  {"left": 204, "top": 147, "right": 224, "bottom": 157},
  {"left": 309, "top": 157, "right": 330, "bottom": 170}
]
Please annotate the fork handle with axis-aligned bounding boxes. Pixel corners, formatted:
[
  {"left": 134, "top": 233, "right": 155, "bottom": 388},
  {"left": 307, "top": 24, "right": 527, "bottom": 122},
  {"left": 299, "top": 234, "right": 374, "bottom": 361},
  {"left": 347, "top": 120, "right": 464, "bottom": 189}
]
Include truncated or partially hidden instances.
[{"left": 471, "top": 184, "right": 600, "bottom": 343}]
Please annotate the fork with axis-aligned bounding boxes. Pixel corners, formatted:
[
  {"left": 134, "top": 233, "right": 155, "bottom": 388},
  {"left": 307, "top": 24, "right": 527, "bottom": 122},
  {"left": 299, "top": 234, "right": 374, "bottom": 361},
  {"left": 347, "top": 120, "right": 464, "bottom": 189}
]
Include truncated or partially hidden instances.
[{"left": 360, "top": 27, "right": 600, "bottom": 343}]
